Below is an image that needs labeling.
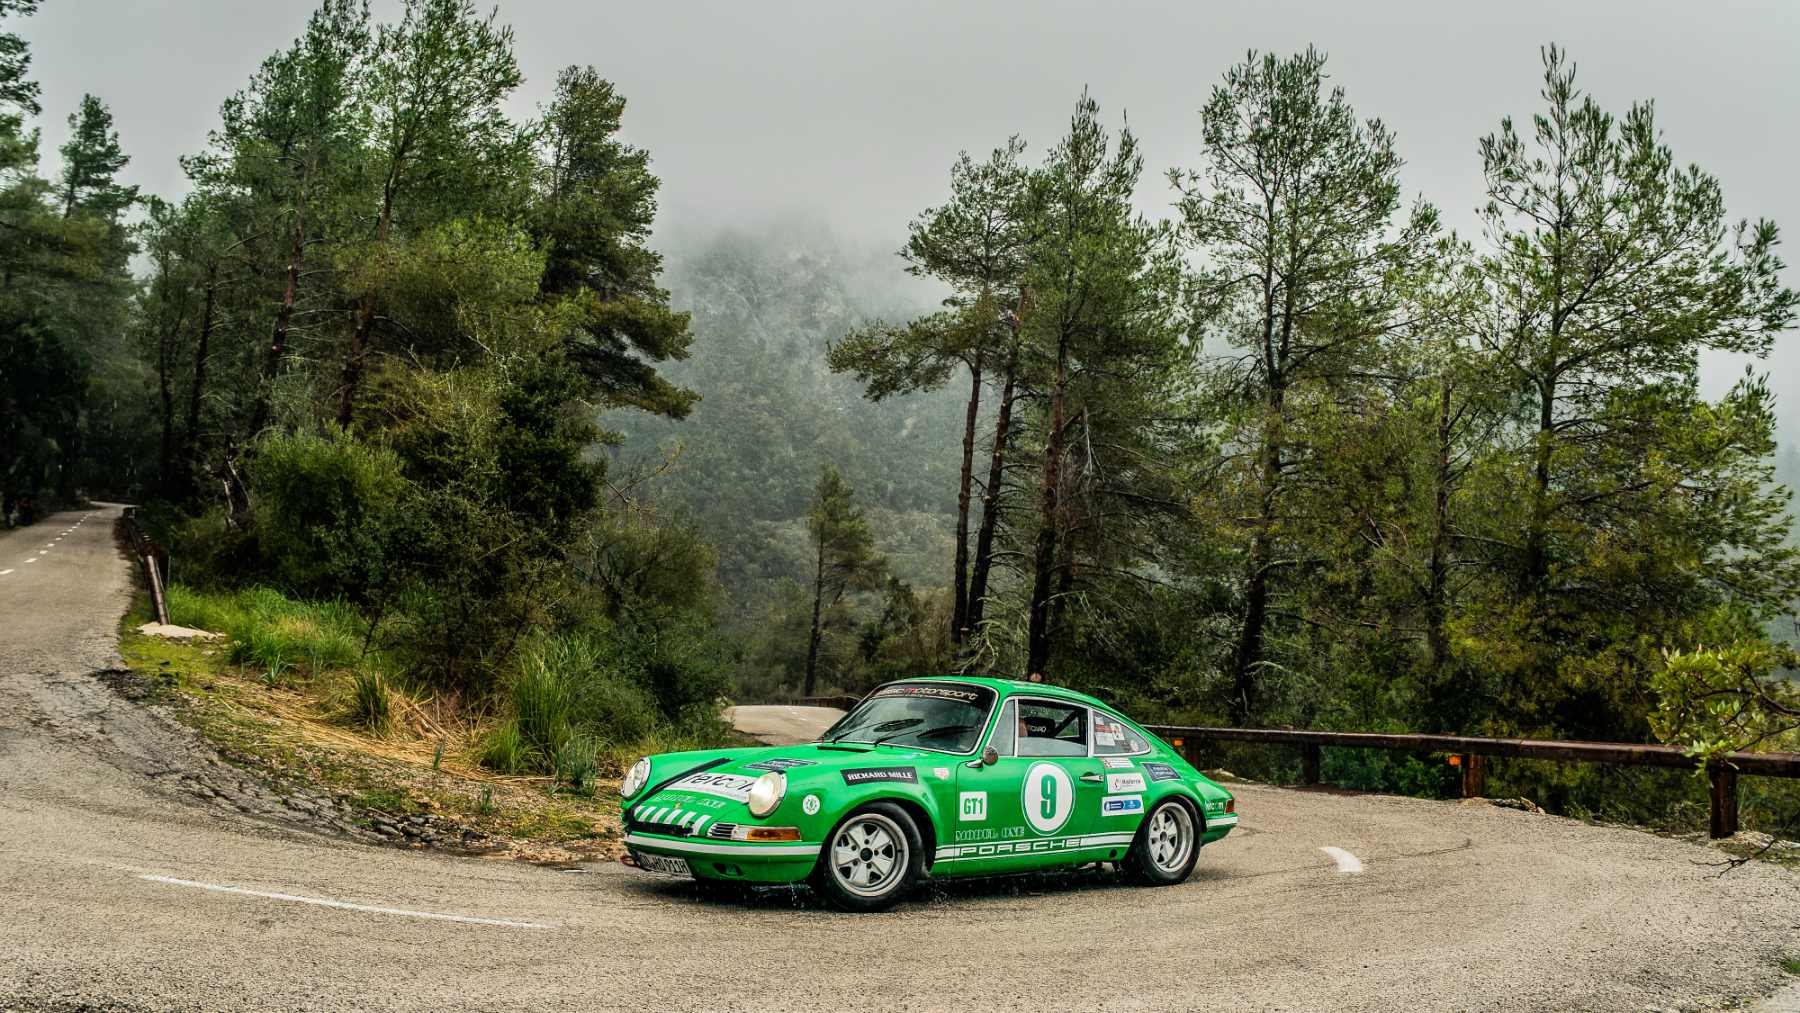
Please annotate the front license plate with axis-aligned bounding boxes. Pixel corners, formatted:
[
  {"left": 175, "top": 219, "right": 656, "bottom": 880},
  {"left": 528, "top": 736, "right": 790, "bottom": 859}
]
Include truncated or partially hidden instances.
[{"left": 633, "top": 851, "right": 693, "bottom": 878}]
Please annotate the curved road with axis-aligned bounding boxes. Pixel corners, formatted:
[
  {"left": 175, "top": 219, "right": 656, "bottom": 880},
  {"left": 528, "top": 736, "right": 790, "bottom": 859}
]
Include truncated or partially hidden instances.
[{"left": 2, "top": 505, "right": 1798, "bottom": 1011}]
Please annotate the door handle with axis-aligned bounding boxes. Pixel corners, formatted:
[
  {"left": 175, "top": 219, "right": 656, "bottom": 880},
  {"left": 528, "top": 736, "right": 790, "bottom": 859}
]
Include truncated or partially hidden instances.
[{"left": 1079, "top": 772, "right": 1103, "bottom": 783}]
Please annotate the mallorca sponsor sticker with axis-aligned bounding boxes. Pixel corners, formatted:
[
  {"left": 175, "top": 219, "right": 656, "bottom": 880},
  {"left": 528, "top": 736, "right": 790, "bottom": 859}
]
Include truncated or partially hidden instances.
[
  {"left": 1101, "top": 757, "right": 1134, "bottom": 769},
  {"left": 1141, "top": 761, "right": 1181, "bottom": 783},
  {"left": 1105, "top": 772, "right": 1147, "bottom": 794},
  {"left": 1101, "top": 794, "right": 1145, "bottom": 817},
  {"left": 840, "top": 766, "right": 919, "bottom": 786},
  {"left": 746, "top": 757, "right": 817, "bottom": 772},
  {"left": 669, "top": 772, "right": 759, "bottom": 802},
  {"left": 958, "top": 791, "right": 988, "bottom": 821}
]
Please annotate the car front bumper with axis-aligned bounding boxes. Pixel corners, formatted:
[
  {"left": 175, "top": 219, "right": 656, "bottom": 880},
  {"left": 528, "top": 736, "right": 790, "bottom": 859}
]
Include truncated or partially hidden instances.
[{"left": 623, "top": 831, "right": 821, "bottom": 883}]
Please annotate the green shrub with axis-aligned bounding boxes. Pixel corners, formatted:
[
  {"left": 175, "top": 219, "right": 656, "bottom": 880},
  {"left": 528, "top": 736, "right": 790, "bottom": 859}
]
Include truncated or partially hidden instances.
[
  {"left": 248, "top": 428, "right": 411, "bottom": 601},
  {"left": 480, "top": 718, "right": 529, "bottom": 774},
  {"left": 512, "top": 651, "right": 575, "bottom": 762},
  {"left": 554, "top": 734, "right": 599, "bottom": 794},
  {"left": 346, "top": 668, "right": 392, "bottom": 734}
]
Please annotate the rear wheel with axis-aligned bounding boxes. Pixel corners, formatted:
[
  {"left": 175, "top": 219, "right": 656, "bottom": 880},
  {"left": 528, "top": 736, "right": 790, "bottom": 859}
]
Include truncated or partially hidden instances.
[
  {"left": 1124, "top": 797, "right": 1200, "bottom": 885},
  {"left": 809, "top": 802, "right": 923, "bottom": 912}
]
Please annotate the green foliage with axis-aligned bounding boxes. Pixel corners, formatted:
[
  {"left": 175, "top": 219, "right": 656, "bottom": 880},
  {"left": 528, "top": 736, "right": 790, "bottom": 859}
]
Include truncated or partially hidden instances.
[
  {"left": 247, "top": 429, "right": 409, "bottom": 601},
  {"left": 345, "top": 668, "right": 393, "bottom": 734}
]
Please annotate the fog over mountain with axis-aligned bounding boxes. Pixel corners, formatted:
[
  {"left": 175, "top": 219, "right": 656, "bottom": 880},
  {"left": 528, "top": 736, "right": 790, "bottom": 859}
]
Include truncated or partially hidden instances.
[{"left": 20, "top": 1, "right": 1800, "bottom": 444}]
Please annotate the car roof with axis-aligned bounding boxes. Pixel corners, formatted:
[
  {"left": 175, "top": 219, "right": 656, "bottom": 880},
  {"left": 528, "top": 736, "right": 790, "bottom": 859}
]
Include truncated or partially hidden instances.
[{"left": 888, "top": 675, "right": 1113, "bottom": 711}]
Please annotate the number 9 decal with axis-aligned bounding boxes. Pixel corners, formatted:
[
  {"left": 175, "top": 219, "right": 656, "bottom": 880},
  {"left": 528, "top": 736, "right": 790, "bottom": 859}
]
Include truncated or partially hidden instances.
[{"left": 1023, "top": 762, "right": 1073, "bottom": 834}]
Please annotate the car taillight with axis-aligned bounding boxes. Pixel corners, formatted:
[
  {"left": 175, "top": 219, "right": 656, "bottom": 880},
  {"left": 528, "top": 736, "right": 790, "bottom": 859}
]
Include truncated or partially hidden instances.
[{"left": 1225, "top": 798, "right": 1235, "bottom": 814}]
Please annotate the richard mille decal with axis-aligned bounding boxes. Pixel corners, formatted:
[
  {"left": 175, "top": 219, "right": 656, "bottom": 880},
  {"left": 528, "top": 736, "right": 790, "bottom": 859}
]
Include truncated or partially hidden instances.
[
  {"left": 958, "top": 791, "right": 988, "bottom": 821},
  {"left": 1141, "top": 762, "right": 1181, "bottom": 783},
  {"left": 1105, "top": 772, "right": 1147, "bottom": 794},
  {"left": 841, "top": 766, "right": 919, "bottom": 786}
]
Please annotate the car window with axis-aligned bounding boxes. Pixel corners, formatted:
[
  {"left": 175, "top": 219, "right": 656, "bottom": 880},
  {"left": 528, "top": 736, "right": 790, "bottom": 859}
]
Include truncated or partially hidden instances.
[
  {"left": 989, "top": 699, "right": 1017, "bottom": 757},
  {"left": 820, "top": 682, "right": 996, "bottom": 753},
  {"left": 1016, "top": 700, "right": 1087, "bottom": 757},
  {"left": 1092, "top": 712, "right": 1150, "bottom": 755}
]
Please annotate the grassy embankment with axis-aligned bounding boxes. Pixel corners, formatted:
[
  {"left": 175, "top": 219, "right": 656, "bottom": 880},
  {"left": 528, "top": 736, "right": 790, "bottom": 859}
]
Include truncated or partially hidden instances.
[{"left": 118, "top": 584, "right": 736, "bottom": 859}]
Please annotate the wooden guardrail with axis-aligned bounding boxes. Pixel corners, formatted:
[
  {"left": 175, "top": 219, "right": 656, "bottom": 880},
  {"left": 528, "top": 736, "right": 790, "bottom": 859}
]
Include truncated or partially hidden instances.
[
  {"left": 1144, "top": 723, "right": 1800, "bottom": 839},
  {"left": 120, "top": 507, "right": 170, "bottom": 626}
]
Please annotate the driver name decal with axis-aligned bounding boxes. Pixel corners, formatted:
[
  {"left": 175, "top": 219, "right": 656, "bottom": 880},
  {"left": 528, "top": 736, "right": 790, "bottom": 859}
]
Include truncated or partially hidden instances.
[{"left": 841, "top": 766, "right": 918, "bottom": 785}]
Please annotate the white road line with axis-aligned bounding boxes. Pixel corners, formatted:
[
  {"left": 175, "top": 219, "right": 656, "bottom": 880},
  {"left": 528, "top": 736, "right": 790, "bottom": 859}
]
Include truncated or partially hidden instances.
[
  {"left": 138, "top": 875, "right": 549, "bottom": 929},
  {"left": 0, "top": 569, "right": 12, "bottom": 576},
  {"left": 1321, "top": 846, "right": 1364, "bottom": 874},
  {"left": 24, "top": 557, "right": 37, "bottom": 564}
]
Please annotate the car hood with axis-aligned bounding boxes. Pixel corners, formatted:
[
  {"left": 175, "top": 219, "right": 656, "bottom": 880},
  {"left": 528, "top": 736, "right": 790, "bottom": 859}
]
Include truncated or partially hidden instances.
[{"left": 628, "top": 742, "right": 954, "bottom": 826}]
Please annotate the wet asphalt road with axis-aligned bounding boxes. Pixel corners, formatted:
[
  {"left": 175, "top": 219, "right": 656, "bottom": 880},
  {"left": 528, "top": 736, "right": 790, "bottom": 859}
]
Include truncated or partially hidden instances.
[{"left": 2, "top": 505, "right": 1798, "bottom": 1012}]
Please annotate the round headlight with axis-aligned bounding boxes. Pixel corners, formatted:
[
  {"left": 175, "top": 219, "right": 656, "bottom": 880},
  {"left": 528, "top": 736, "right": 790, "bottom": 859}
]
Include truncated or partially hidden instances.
[
  {"left": 620, "top": 757, "right": 651, "bottom": 798},
  {"left": 746, "top": 771, "right": 787, "bottom": 818}
]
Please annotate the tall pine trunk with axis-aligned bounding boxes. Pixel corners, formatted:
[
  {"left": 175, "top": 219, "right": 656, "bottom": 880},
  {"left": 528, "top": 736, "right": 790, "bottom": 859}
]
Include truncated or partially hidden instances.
[
  {"left": 1024, "top": 329, "right": 1069, "bottom": 677},
  {"left": 339, "top": 187, "right": 394, "bottom": 428},
  {"left": 251, "top": 207, "right": 306, "bottom": 436},
  {"left": 185, "top": 268, "right": 217, "bottom": 450},
  {"left": 950, "top": 350, "right": 984, "bottom": 643},
  {"left": 965, "top": 341, "right": 1018, "bottom": 644},
  {"left": 804, "top": 538, "right": 826, "bottom": 696},
  {"left": 1426, "top": 377, "right": 1452, "bottom": 675}
]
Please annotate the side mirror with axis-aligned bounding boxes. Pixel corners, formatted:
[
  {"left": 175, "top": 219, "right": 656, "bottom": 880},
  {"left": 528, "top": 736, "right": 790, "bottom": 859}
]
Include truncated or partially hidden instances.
[{"left": 964, "top": 746, "right": 999, "bottom": 769}]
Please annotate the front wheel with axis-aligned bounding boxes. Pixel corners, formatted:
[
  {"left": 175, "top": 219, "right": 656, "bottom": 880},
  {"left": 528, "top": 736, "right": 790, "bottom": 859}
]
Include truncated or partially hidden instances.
[
  {"left": 809, "top": 802, "right": 923, "bottom": 912},
  {"left": 1123, "top": 797, "right": 1201, "bottom": 885}
]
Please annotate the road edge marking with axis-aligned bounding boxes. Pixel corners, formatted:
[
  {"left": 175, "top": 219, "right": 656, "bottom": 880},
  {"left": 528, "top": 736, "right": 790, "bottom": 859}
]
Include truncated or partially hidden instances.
[
  {"left": 138, "top": 874, "right": 550, "bottom": 929},
  {"left": 1321, "top": 846, "right": 1363, "bottom": 874}
]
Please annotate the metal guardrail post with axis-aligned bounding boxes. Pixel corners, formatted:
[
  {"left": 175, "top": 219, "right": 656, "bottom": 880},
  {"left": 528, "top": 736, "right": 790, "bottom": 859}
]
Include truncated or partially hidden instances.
[
  {"left": 121, "top": 508, "right": 171, "bottom": 626},
  {"left": 1301, "top": 743, "right": 1320, "bottom": 785},
  {"left": 1709, "top": 764, "right": 1738, "bottom": 839}
]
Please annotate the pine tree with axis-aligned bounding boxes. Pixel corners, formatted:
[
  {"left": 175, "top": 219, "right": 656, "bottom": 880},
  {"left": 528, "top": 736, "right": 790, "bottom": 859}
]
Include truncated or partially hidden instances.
[
  {"left": 805, "top": 464, "right": 886, "bottom": 695},
  {"left": 1171, "top": 48, "right": 1438, "bottom": 721}
]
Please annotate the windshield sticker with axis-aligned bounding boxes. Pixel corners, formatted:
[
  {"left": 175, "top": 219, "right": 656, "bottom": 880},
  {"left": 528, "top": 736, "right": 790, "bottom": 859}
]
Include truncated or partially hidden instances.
[
  {"left": 1094, "top": 718, "right": 1126, "bottom": 747},
  {"left": 872, "top": 684, "right": 986, "bottom": 704},
  {"left": 1141, "top": 762, "right": 1181, "bottom": 782},
  {"left": 1106, "top": 772, "right": 1147, "bottom": 793},
  {"left": 745, "top": 758, "right": 817, "bottom": 772},
  {"left": 669, "top": 771, "right": 759, "bottom": 802},
  {"left": 1101, "top": 794, "right": 1144, "bottom": 817},
  {"left": 841, "top": 766, "right": 919, "bottom": 786}
]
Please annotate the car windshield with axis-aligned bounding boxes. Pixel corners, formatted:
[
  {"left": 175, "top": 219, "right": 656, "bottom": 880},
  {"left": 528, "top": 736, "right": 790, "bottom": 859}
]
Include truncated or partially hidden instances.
[{"left": 820, "top": 683, "right": 996, "bottom": 754}]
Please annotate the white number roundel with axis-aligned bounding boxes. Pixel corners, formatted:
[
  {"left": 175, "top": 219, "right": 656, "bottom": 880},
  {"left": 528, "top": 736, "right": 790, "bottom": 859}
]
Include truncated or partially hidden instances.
[{"left": 1022, "top": 762, "right": 1074, "bottom": 835}]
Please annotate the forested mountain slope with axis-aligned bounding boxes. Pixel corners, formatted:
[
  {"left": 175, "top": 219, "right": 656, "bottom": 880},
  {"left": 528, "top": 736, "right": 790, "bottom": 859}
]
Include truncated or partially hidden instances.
[{"left": 605, "top": 225, "right": 964, "bottom": 616}]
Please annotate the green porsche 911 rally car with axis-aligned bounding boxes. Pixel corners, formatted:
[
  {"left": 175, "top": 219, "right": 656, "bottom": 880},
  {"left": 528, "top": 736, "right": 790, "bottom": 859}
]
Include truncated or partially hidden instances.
[{"left": 619, "top": 676, "right": 1237, "bottom": 911}]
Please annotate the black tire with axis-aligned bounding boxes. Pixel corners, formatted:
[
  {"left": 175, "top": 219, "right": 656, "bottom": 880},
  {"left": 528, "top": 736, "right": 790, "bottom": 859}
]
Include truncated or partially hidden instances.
[
  {"left": 1123, "top": 797, "right": 1202, "bottom": 886},
  {"left": 808, "top": 801, "right": 924, "bottom": 913}
]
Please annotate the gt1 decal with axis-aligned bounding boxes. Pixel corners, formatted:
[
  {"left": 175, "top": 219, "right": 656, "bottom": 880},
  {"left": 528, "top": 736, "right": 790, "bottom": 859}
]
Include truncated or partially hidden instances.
[
  {"left": 841, "top": 766, "right": 919, "bottom": 786},
  {"left": 1022, "top": 762, "right": 1074, "bottom": 835},
  {"left": 1105, "top": 772, "right": 1146, "bottom": 794},
  {"left": 1101, "top": 757, "right": 1135, "bottom": 770},
  {"left": 745, "top": 758, "right": 817, "bottom": 772},
  {"left": 958, "top": 791, "right": 988, "bottom": 821},
  {"left": 802, "top": 794, "right": 822, "bottom": 816},
  {"left": 1141, "top": 762, "right": 1181, "bottom": 782},
  {"left": 1101, "top": 794, "right": 1144, "bottom": 817},
  {"left": 669, "top": 772, "right": 758, "bottom": 802}
]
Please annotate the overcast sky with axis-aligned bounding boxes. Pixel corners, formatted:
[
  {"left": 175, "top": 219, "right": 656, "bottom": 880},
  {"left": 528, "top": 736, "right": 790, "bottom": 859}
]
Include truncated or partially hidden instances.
[{"left": 18, "top": 0, "right": 1800, "bottom": 438}]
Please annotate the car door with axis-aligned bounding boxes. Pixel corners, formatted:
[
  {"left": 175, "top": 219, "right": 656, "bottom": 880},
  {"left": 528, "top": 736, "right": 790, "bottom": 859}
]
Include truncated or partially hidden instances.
[{"left": 946, "top": 697, "right": 1107, "bottom": 875}]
